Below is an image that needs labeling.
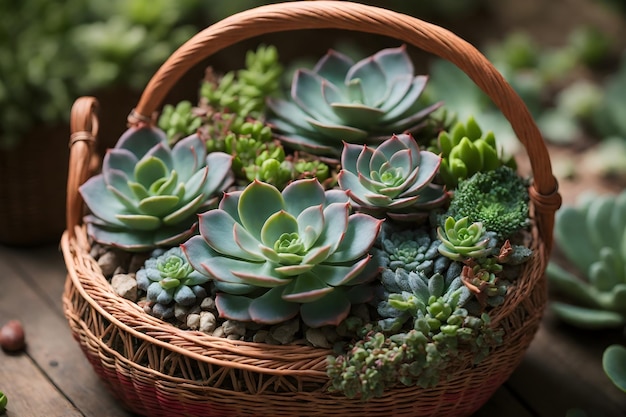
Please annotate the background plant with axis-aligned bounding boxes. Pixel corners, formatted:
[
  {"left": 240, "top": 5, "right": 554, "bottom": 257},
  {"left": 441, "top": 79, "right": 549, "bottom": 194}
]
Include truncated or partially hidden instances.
[
  {"left": 1, "top": 0, "right": 202, "bottom": 148},
  {"left": 547, "top": 190, "right": 626, "bottom": 329}
]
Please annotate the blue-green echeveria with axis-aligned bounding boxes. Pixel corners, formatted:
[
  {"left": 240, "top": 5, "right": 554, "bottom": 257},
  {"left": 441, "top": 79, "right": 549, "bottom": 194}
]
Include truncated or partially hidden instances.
[
  {"left": 183, "top": 179, "right": 383, "bottom": 328},
  {"left": 338, "top": 133, "right": 448, "bottom": 221},
  {"left": 136, "top": 246, "right": 209, "bottom": 307},
  {"left": 80, "top": 127, "right": 234, "bottom": 251},
  {"left": 267, "top": 45, "right": 441, "bottom": 157}
]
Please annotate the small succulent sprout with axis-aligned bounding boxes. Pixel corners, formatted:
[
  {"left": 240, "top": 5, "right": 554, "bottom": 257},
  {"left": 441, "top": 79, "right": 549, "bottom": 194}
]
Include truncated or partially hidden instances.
[
  {"left": 293, "top": 158, "right": 331, "bottom": 183},
  {"left": 158, "top": 100, "right": 203, "bottom": 144},
  {"left": 267, "top": 45, "right": 442, "bottom": 157},
  {"left": 80, "top": 127, "right": 234, "bottom": 251},
  {"left": 430, "top": 117, "right": 516, "bottom": 188},
  {"left": 338, "top": 133, "right": 448, "bottom": 222},
  {"left": 201, "top": 44, "right": 282, "bottom": 119},
  {"left": 243, "top": 153, "right": 293, "bottom": 189},
  {"left": 461, "top": 263, "right": 507, "bottom": 309},
  {"left": 183, "top": 179, "right": 383, "bottom": 328},
  {"left": 547, "top": 191, "right": 626, "bottom": 329},
  {"left": 437, "top": 216, "right": 496, "bottom": 261},
  {"left": 136, "top": 247, "right": 209, "bottom": 309}
]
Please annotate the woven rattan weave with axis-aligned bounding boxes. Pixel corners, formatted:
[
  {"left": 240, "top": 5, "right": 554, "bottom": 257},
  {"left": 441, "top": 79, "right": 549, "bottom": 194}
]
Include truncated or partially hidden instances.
[{"left": 61, "top": 2, "right": 562, "bottom": 416}]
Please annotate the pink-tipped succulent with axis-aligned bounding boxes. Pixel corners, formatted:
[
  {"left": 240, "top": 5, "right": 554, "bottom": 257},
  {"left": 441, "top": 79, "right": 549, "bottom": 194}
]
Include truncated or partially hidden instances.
[
  {"left": 182, "top": 179, "right": 383, "bottom": 328},
  {"left": 266, "top": 45, "right": 441, "bottom": 157},
  {"left": 80, "top": 127, "right": 234, "bottom": 251},
  {"left": 338, "top": 133, "right": 449, "bottom": 222}
]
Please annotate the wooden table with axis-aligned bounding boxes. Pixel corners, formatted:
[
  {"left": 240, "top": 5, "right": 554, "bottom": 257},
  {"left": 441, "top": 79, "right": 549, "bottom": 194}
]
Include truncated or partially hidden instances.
[{"left": 0, "top": 243, "right": 624, "bottom": 417}]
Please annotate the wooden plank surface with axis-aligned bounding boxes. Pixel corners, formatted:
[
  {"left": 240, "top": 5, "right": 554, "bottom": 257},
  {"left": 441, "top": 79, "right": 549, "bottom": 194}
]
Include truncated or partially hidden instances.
[
  {"left": 0, "top": 245, "right": 136, "bottom": 417},
  {"left": 1, "top": 243, "right": 624, "bottom": 417}
]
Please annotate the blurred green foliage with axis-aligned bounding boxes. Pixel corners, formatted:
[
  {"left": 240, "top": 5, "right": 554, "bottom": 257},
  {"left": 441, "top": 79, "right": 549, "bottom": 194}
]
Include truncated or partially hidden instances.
[{"left": 0, "top": 0, "right": 201, "bottom": 148}]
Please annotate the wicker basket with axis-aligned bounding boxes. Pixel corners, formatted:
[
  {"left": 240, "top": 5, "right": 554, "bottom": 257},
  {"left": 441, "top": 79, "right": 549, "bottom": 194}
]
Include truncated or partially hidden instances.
[{"left": 61, "top": 2, "right": 562, "bottom": 416}]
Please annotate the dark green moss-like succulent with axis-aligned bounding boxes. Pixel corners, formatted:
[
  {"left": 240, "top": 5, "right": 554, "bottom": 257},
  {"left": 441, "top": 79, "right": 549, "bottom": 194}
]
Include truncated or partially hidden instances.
[{"left": 445, "top": 166, "right": 530, "bottom": 240}]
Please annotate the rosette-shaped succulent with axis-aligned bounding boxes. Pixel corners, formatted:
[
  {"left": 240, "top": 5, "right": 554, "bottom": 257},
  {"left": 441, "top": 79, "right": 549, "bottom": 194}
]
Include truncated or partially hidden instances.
[
  {"left": 267, "top": 45, "right": 441, "bottom": 157},
  {"left": 136, "top": 247, "right": 209, "bottom": 316},
  {"left": 80, "top": 127, "right": 234, "bottom": 251},
  {"left": 183, "top": 179, "right": 383, "bottom": 328},
  {"left": 338, "top": 133, "right": 448, "bottom": 221},
  {"left": 547, "top": 191, "right": 626, "bottom": 329},
  {"left": 374, "top": 224, "right": 444, "bottom": 274},
  {"left": 437, "top": 216, "right": 497, "bottom": 261}
]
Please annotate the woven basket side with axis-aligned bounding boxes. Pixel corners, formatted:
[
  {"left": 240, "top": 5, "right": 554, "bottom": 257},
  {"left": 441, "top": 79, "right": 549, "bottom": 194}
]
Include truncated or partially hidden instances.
[{"left": 64, "top": 252, "right": 544, "bottom": 417}]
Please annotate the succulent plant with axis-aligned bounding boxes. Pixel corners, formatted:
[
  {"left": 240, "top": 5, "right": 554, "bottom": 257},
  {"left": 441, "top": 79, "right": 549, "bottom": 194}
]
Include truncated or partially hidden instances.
[
  {"left": 338, "top": 133, "right": 448, "bottom": 222},
  {"left": 80, "top": 126, "right": 234, "bottom": 251},
  {"left": 428, "top": 116, "right": 516, "bottom": 188},
  {"left": 437, "top": 216, "right": 497, "bottom": 261},
  {"left": 136, "top": 247, "right": 209, "bottom": 318},
  {"left": 201, "top": 44, "right": 282, "bottom": 120},
  {"left": 267, "top": 45, "right": 441, "bottom": 157},
  {"left": 328, "top": 265, "right": 503, "bottom": 400},
  {"left": 377, "top": 267, "right": 472, "bottom": 333},
  {"left": 182, "top": 179, "right": 383, "bottom": 328},
  {"left": 445, "top": 166, "right": 530, "bottom": 240},
  {"left": 547, "top": 191, "right": 626, "bottom": 329},
  {"left": 158, "top": 100, "right": 203, "bottom": 144},
  {"left": 373, "top": 224, "right": 444, "bottom": 274}
]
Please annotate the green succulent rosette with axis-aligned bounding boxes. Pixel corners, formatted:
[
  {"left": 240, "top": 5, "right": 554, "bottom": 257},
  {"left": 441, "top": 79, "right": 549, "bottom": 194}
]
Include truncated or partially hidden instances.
[
  {"left": 183, "top": 179, "right": 383, "bottom": 328},
  {"left": 80, "top": 126, "right": 234, "bottom": 251},
  {"left": 267, "top": 45, "right": 441, "bottom": 157},
  {"left": 338, "top": 133, "right": 448, "bottom": 222},
  {"left": 437, "top": 216, "right": 495, "bottom": 261}
]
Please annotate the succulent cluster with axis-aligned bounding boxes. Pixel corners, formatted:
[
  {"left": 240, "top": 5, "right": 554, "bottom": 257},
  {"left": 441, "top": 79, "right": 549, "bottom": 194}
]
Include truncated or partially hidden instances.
[
  {"left": 267, "top": 45, "right": 441, "bottom": 157},
  {"left": 548, "top": 191, "right": 626, "bottom": 329},
  {"left": 80, "top": 127, "right": 234, "bottom": 251},
  {"left": 437, "top": 216, "right": 498, "bottom": 261},
  {"left": 158, "top": 44, "right": 333, "bottom": 190},
  {"left": 328, "top": 265, "right": 503, "bottom": 400},
  {"left": 428, "top": 117, "right": 517, "bottom": 188},
  {"left": 136, "top": 247, "right": 209, "bottom": 319},
  {"left": 89, "top": 42, "right": 536, "bottom": 401},
  {"left": 183, "top": 179, "right": 383, "bottom": 328}
]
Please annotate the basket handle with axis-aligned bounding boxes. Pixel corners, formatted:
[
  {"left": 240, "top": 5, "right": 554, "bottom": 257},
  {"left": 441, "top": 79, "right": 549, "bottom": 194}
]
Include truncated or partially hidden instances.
[
  {"left": 70, "top": 1, "right": 561, "bottom": 249},
  {"left": 67, "top": 96, "right": 99, "bottom": 239}
]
